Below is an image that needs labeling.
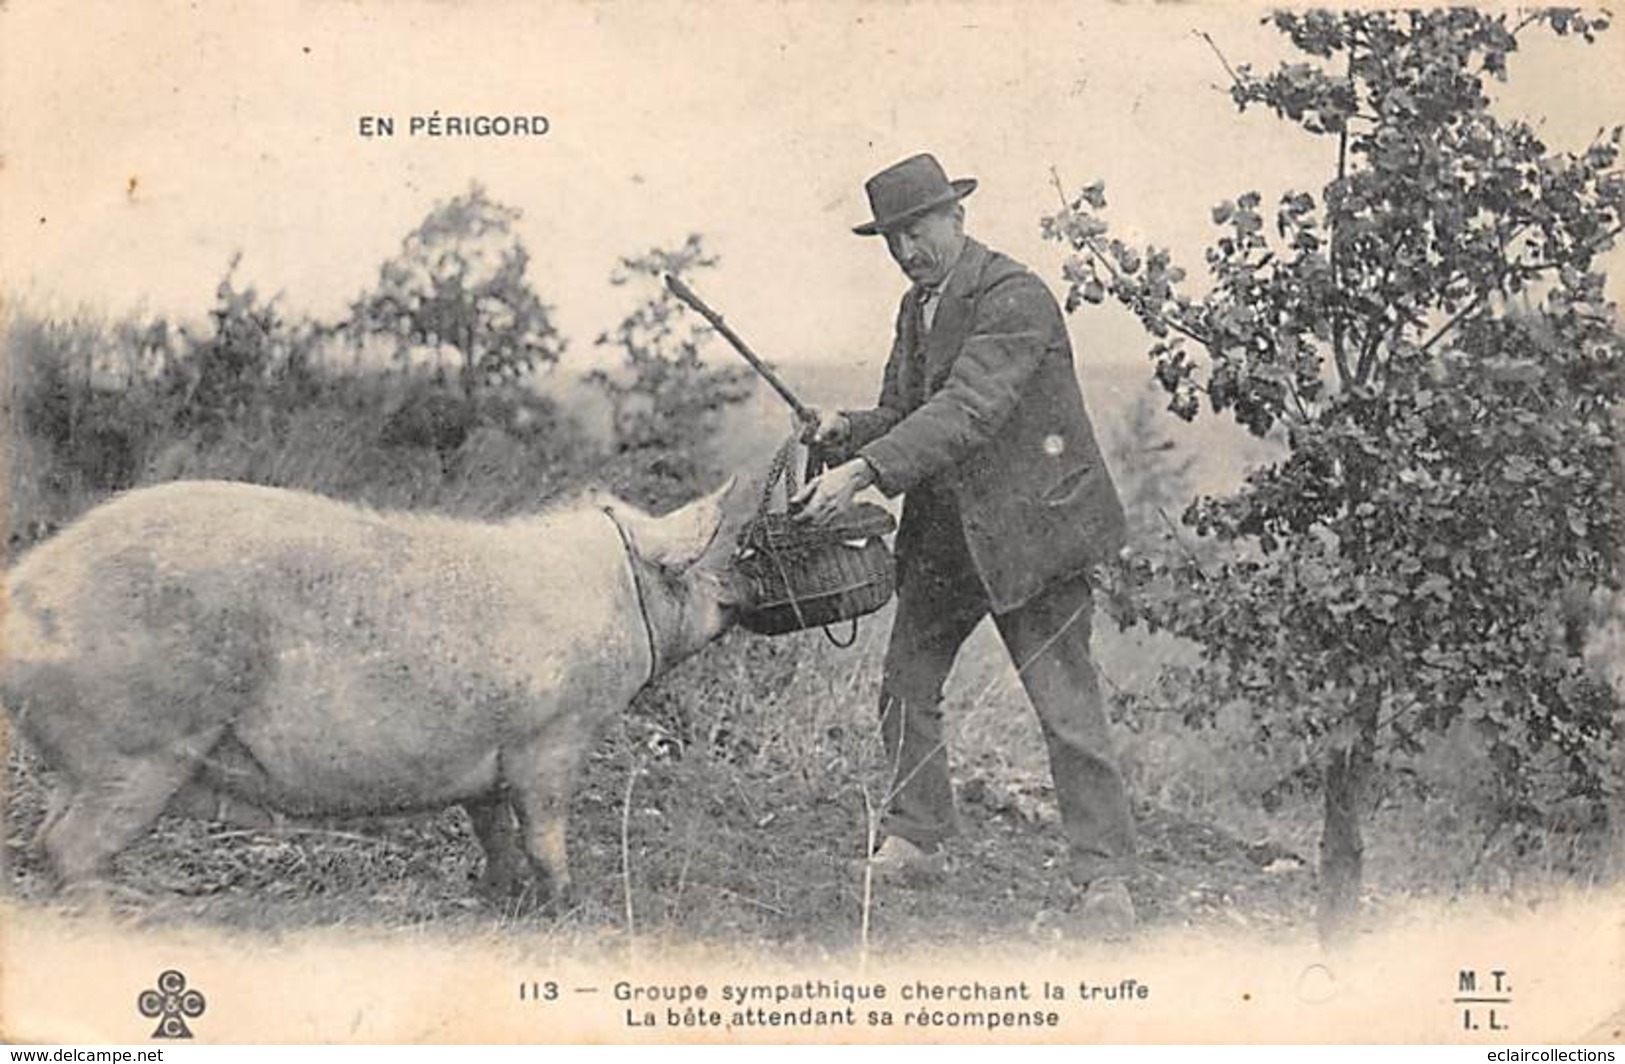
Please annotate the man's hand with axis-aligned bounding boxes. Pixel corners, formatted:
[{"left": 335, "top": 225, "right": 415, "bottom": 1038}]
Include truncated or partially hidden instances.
[
  {"left": 799, "top": 407, "right": 852, "bottom": 448},
  {"left": 790, "top": 458, "right": 876, "bottom": 526}
]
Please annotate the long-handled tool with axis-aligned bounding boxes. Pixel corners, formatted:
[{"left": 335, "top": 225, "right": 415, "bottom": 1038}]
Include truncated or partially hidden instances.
[
  {"left": 664, "top": 274, "right": 817, "bottom": 429},
  {"left": 663, "top": 273, "right": 828, "bottom": 493}
]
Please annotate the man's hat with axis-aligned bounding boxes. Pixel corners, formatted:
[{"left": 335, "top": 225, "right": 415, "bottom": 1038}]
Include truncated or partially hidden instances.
[{"left": 852, "top": 153, "right": 977, "bottom": 236}]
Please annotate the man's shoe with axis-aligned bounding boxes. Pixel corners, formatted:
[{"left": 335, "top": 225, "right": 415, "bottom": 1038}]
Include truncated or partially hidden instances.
[
  {"left": 1071, "top": 877, "right": 1137, "bottom": 941},
  {"left": 853, "top": 836, "right": 946, "bottom": 887}
]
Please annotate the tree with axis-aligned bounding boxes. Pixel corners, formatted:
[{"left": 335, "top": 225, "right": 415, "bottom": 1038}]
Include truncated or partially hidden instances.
[
  {"left": 1045, "top": 8, "right": 1625, "bottom": 942},
  {"left": 586, "top": 234, "right": 754, "bottom": 477},
  {"left": 350, "top": 184, "right": 565, "bottom": 412},
  {"left": 164, "top": 256, "right": 323, "bottom": 437}
]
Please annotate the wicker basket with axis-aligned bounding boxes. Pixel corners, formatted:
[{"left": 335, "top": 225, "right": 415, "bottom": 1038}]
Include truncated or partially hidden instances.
[
  {"left": 732, "top": 439, "right": 897, "bottom": 638},
  {"left": 735, "top": 504, "right": 897, "bottom": 636}
]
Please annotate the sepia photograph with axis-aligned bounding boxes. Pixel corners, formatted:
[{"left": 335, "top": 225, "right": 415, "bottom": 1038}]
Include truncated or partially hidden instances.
[{"left": 1, "top": 0, "right": 1622, "bottom": 1045}]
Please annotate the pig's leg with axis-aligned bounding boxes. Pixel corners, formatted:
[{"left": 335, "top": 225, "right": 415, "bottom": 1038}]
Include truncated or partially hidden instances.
[
  {"left": 506, "top": 747, "right": 578, "bottom": 909},
  {"left": 511, "top": 786, "right": 573, "bottom": 909},
  {"left": 30, "top": 785, "right": 70, "bottom": 858},
  {"left": 463, "top": 791, "right": 532, "bottom": 904},
  {"left": 42, "top": 750, "right": 203, "bottom": 890},
  {"left": 8, "top": 778, "right": 69, "bottom": 889}
]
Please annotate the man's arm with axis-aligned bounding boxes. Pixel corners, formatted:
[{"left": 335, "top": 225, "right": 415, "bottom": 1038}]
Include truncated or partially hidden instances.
[
  {"left": 858, "top": 272, "right": 1057, "bottom": 496},
  {"left": 803, "top": 362, "right": 902, "bottom": 459}
]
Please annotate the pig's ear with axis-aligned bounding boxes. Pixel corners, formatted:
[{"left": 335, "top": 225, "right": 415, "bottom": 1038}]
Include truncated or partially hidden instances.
[{"left": 617, "top": 476, "right": 738, "bottom": 571}]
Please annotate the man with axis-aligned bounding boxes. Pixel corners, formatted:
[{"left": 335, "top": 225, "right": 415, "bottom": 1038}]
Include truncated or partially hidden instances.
[{"left": 791, "top": 153, "right": 1136, "bottom": 934}]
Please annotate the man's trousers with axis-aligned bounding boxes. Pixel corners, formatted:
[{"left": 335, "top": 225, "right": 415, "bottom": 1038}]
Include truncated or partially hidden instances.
[{"left": 877, "top": 497, "right": 1135, "bottom": 887}]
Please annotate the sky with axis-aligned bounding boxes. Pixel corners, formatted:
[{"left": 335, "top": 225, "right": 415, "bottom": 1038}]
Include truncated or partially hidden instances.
[{"left": 3, "top": 0, "right": 1623, "bottom": 386}]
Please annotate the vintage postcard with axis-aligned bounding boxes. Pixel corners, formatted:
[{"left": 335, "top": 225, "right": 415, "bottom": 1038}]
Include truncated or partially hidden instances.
[{"left": 2, "top": 0, "right": 1622, "bottom": 1045}]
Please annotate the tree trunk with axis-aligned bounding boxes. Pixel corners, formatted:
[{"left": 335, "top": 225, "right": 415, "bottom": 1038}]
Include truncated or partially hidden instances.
[
  {"left": 1318, "top": 688, "right": 1379, "bottom": 948},
  {"left": 460, "top": 323, "right": 479, "bottom": 412}
]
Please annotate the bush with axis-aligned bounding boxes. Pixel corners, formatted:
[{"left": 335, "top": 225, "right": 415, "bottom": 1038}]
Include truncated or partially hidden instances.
[
  {"left": 586, "top": 234, "right": 755, "bottom": 484},
  {"left": 1047, "top": 8, "right": 1625, "bottom": 939}
]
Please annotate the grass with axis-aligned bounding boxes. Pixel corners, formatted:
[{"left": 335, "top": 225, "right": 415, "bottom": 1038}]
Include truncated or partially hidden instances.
[
  {"left": 2, "top": 312, "right": 1619, "bottom": 955},
  {"left": 9, "top": 582, "right": 1599, "bottom": 953}
]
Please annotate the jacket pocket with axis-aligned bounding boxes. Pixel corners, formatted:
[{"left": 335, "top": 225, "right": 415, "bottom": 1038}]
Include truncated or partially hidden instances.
[{"left": 1039, "top": 462, "right": 1094, "bottom": 508}]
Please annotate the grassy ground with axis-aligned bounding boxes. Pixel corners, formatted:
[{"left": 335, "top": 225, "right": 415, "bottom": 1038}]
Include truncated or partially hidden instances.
[
  {"left": 8, "top": 592, "right": 1612, "bottom": 954},
  {"left": 3, "top": 335, "right": 1617, "bottom": 953},
  {"left": 2, "top": 619, "right": 1321, "bottom": 954}
]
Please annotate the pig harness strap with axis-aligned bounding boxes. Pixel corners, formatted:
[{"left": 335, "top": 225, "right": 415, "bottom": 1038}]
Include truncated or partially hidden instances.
[{"left": 600, "top": 506, "right": 659, "bottom": 685}]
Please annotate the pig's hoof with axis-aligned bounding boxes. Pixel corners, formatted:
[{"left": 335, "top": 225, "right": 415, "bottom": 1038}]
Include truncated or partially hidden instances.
[
  {"left": 476, "top": 876, "right": 545, "bottom": 917},
  {"left": 541, "top": 886, "right": 575, "bottom": 919},
  {"left": 476, "top": 866, "right": 532, "bottom": 903}
]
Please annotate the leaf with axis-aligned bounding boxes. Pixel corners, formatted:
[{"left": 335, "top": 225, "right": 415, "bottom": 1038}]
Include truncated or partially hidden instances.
[{"left": 1039, "top": 8, "right": 1625, "bottom": 839}]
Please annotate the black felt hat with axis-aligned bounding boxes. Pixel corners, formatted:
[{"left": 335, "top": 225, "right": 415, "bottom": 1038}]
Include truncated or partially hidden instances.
[{"left": 852, "top": 153, "right": 977, "bottom": 236}]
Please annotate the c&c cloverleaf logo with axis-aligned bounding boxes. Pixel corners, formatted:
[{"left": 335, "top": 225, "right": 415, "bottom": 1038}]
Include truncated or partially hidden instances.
[{"left": 137, "top": 969, "right": 206, "bottom": 1039}]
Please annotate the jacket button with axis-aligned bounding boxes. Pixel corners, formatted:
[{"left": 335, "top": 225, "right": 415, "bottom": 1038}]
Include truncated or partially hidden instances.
[{"left": 1042, "top": 434, "right": 1066, "bottom": 456}]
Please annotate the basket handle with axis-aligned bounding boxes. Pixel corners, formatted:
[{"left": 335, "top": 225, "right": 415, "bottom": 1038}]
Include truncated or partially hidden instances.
[
  {"left": 755, "top": 433, "right": 825, "bottom": 521},
  {"left": 823, "top": 617, "right": 859, "bottom": 648}
]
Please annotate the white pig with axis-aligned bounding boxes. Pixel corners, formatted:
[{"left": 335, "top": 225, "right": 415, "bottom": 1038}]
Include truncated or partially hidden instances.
[{"left": 1, "top": 477, "right": 742, "bottom": 906}]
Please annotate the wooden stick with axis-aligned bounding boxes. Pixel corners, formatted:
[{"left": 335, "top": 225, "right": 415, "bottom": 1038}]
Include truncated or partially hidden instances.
[{"left": 664, "top": 274, "right": 816, "bottom": 425}]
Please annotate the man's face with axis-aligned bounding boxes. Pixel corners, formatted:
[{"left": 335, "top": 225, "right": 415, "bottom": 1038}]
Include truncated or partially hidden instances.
[{"left": 884, "top": 205, "right": 965, "bottom": 288}]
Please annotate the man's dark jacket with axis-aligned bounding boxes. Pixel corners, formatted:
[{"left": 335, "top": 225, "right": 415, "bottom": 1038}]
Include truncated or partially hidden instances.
[{"left": 842, "top": 238, "right": 1126, "bottom": 614}]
